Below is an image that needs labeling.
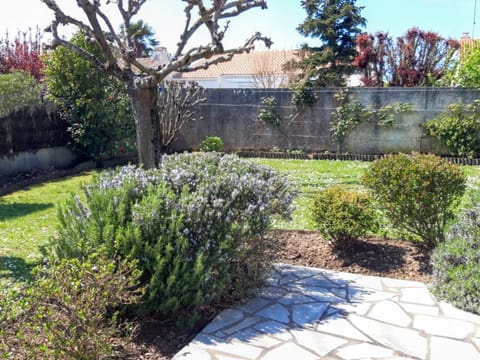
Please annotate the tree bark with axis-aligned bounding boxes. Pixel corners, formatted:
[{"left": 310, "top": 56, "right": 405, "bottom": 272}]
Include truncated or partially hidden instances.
[{"left": 126, "top": 76, "right": 161, "bottom": 168}]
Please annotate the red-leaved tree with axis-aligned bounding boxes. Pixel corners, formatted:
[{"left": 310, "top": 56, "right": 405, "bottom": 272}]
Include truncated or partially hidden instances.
[
  {"left": 354, "top": 28, "right": 460, "bottom": 87},
  {"left": 0, "top": 28, "right": 44, "bottom": 80}
]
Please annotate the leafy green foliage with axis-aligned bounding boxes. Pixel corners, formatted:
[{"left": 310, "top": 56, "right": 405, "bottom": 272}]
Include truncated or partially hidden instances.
[
  {"left": 0, "top": 255, "right": 142, "bottom": 359},
  {"left": 200, "top": 136, "right": 224, "bottom": 152},
  {"left": 430, "top": 201, "right": 480, "bottom": 315},
  {"left": 425, "top": 100, "right": 480, "bottom": 158},
  {"left": 291, "top": 84, "right": 316, "bottom": 107},
  {"left": 311, "top": 186, "right": 377, "bottom": 252},
  {"left": 258, "top": 96, "right": 282, "bottom": 126},
  {"left": 456, "top": 45, "right": 480, "bottom": 88},
  {"left": 363, "top": 153, "right": 466, "bottom": 249},
  {"left": 331, "top": 89, "right": 412, "bottom": 144},
  {"left": 119, "top": 19, "right": 159, "bottom": 57},
  {"left": 47, "top": 153, "right": 296, "bottom": 327},
  {"left": 45, "top": 32, "right": 135, "bottom": 161},
  {"left": 0, "top": 71, "right": 41, "bottom": 117},
  {"left": 294, "top": 0, "right": 366, "bottom": 87}
]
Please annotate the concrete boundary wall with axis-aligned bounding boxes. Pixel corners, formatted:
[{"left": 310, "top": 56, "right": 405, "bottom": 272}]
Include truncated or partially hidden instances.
[{"left": 172, "top": 88, "right": 480, "bottom": 154}]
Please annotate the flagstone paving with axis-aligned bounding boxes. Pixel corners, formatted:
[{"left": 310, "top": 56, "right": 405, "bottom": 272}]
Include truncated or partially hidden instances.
[{"left": 173, "top": 263, "right": 480, "bottom": 360}]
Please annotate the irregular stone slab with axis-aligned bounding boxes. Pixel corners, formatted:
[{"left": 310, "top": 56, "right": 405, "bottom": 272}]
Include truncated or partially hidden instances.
[
  {"left": 191, "top": 334, "right": 263, "bottom": 359},
  {"left": 381, "top": 277, "right": 426, "bottom": 289},
  {"left": 292, "top": 302, "right": 329, "bottom": 326},
  {"left": 400, "top": 287, "right": 435, "bottom": 305},
  {"left": 261, "top": 342, "right": 318, "bottom": 360},
  {"left": 368, "top": 300, "right": 412, "bottom": 327},
  {"left": 292, "top": 275, "right": 341, "bottom": 288},
  {"left": 256, "top": 303, "right": 289, "bottom": 323},
  {"left": 328, "top": 287, "right": 348, "bottom": 300},
  {"left": 223, "top": 317, "right": 262, "bottom": 336},
  {"left": 291, "top": 328, "right": 347, "bottom": 356},
  {"left": 439, "top": 301, "right": 480, "bottom": 324},
  {"left": 398, "top": 302, "right": 440, "bottom": 316},
  {"left": 334, "top": 301, "right": 372, "bottom": 316},
  {"left": 259, "top": 287, "right": 287, "bottom": 300},
  {"left": 291, "top": 285, "right": 346, "bottom": 303},
  {"left": 319, "top": 268, "right": 363, "bottom": 283},
  {"left": 413, "top": 314, "right": 475, "bottom": 339},
  {"left": 228, "top": 328, "right": 282, "bottom": 348},
  {"left": 350, "top": 314, "right": 427, "bottom": 359},
  {"left": 353, "top": 275, "right": 385, "bottom": 291},
  {"left": 202, "top": 309, "right": 244, "bottom": 334},
  {"left": 173, "top": 346, "right": 212, "bottom": 360},
  {"left": 278, "top": 273, "right": 298, "bottom": 285},
  {"left": 277, "top": 292, "right": 317, "bottom": 305},
  {"left": 430, "top": 336, "right": 480, "bottom": 360},
  {"left": 237, "top": 298, "right": 270, "bottom": 314},
  {"left": 316, "top": 317, "right": 371, "bottom": 342},
  {"left": 350, "top": 288, "right": 397, "bottom": 303},
  {"left": 336, "top": 342, "right": 395, "bottom": 359},
  {"left": 254, "top": 320, "right": 292, "bottom": 341}
]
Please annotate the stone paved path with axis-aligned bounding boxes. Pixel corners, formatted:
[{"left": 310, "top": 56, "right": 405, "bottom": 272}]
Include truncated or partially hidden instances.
[{"left": 173, "top": 263, "right": 480, "bottom": 360}]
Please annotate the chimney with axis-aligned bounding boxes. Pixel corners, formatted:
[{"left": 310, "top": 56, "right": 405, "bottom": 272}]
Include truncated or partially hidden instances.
[{"left": 152, "top": 47, "right": 169, "bottom": 65}]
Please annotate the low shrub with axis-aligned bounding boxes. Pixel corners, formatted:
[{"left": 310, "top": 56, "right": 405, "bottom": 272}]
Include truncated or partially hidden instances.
[
  {"left": 430, "top": 202, "right": 480, "bottom": 314},
  {"left": 424, "top": 100, "right": 480, "bottom": 158},
  {"left": 0, "top": 256, "right": 142, "bottom": 359},
  {"left": 199, "top": 136, "right": 224, "bottom": 152},
  {"left": 362, "top": 153, "right": 466, "bottom": 249},
  {"left": 0, "top": 71, "right": 41, "bottom": 117},
  {"left": 46, "top": 153, "right": 296, "bottom": 327},
  {"left": 311, "top": 186, "right": 377, "bottom": 252}
]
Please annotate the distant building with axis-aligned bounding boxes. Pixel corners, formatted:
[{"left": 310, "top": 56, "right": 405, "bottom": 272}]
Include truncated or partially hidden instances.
[{"left": 178, "top": 50, "right": 298, "bottom": 88}]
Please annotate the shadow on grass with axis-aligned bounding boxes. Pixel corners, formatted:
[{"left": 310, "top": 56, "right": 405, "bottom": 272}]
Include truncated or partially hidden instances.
[
  {"left": 0, "top": 202, "right": 54, "bottom": 221},
  {"left": 0, "top": 256, "right": 34, "bottom": 283}
]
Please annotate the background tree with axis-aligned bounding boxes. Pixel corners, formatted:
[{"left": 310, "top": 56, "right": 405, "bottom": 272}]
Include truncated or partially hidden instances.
[
  {"left": 119, "top": 19, "right": 159, "bottom": 57},
  {"left": 42, "top": 0, "right": 270, "bottom": 168},
  {"left": 45, "top": 32, "right": 135, "bottom": 161},
  {"left": 456, "top": 44, "right": 480, "bottom": 87},
  {"left": 0, "top": 27, "right": 44, "bottom": 80},
  {"left": 157, "top": 81, "right": 206, "bottom": 153},
  {"left": 355, "top": 28, "right": 460, "bottom": 87},
  {"left": 291, "top": 0, "right": 366, "bottom": 87}
]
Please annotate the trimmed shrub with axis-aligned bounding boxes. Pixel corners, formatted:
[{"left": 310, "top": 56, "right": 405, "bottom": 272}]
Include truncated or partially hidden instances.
[
  {"left": 424, "top": 100, "right": 480, "bottom": 158},
  {"left": 0, "top": 256, "right": 142, "bottom": 359},
  {"left": 311, "top": 186, "right": 377, "bottom": 252},
  {"left": 430, "top": 203, "right": 480, "bottom": 314},
  {"left": 199, "top": 136, "right": 224, "bottom": 152},
  {"left": 46, "top": 153, "right": 296, "bottom": 327},
  {"left": 362, "top": 153, "right": 466, "bottom": 249},
  {"left": 0, "top": 71, "right": 41, "bottom": 117}
]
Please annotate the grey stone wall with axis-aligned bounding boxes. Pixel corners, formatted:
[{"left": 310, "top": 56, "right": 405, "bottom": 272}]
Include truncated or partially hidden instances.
[{"left": 172, "top": 88, "right": 480, "bottom": 154}]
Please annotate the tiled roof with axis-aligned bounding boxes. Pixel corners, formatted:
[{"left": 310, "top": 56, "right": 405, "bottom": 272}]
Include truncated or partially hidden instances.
[{"left": 180, "top": 49, "right": 298, "bottom": 79}]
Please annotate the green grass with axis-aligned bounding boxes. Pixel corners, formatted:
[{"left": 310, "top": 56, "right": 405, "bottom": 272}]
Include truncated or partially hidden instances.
[{"left": 0, "top": 172, "right": 94, "bottom": 286}]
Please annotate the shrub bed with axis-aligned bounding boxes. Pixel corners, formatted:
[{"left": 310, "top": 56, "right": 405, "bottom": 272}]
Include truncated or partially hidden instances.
[
  {"left": 362, "top": 153, "right": 466, "bottom": 249},
  {"left": 430, "top": 202, "right": 480, "bottom": 314},
  {"left": 46, "top": 153, "right": 296, "bottom": 327}
]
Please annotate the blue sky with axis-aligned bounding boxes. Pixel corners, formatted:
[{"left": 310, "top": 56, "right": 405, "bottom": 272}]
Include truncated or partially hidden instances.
[{"left": 0, "top": 0, "right": 476, "bottom": 52}]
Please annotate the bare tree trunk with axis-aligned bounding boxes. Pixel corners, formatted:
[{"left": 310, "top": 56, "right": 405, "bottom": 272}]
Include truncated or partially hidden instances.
[{"left": 126, "top": 76, "right": 160, "bottom": 168}]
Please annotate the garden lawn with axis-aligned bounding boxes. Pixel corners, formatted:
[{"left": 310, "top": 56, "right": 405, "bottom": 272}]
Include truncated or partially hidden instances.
[{"left": 0, "top": 172, "right": 94, "bottom": 288}]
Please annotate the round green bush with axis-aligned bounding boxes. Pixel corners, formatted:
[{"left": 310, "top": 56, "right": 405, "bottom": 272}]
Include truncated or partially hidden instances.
[
  {"left": 430, "top": 203, "right": 480, "bottom": 314},
  {"left": 362, "top": 153, "right": 466, "bottom": 249},
  {"left": 48, "top": 153, "right": 296, "bottom": 327},
  {"left": 199, "top": 136, "right": 224, "bottom": 152},
  {"left": 311, "top": 186, "right": 377, "bottom": 252}
]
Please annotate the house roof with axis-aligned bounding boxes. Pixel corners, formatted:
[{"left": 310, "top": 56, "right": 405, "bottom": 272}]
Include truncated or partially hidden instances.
[{"left": 180, "top": 49, "right": 298, "bottom": 79}]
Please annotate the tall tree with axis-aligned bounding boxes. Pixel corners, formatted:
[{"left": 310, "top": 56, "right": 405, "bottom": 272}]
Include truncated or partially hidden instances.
[
  {"left": 294, "top": 0, "right": 366, "bottom": 87},
  {"left": 355, "top": 28, "right": 460, "bottom": 87},
  {"left": 120, "top": 19, "right": 159, "bottom": 57},
  {"left": 0, "top": 28, "right": 44, "bottom": 80},
  {"left": 41, "top": 0, "right": 270, "bottom": 168}
]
